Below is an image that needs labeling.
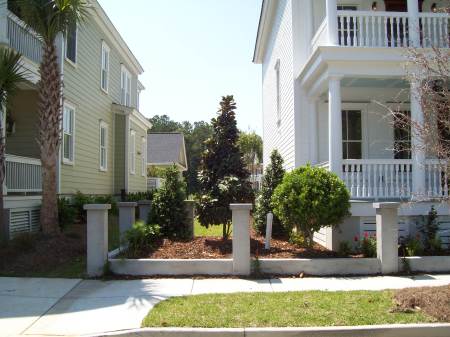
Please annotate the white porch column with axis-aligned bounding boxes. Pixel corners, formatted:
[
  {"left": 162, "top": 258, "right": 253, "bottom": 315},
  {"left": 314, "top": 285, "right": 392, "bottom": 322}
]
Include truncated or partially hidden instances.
[
  {"left": 326, "top": 0, "right": 339, "bottom": 46},
  {"left": 309, "top": 98, "right": 319, "bottom": 165},
  {"left": 407, "top": 0, "right": 420, "bottom": 47},
  {"left": 0, "top": 0, "right": 8, "bottom": 45},
  {"left": 411, "top": 80, "right": 426, "bottom": 197},
  {"left": 328, "top": 77, "right": 343, "bottom": 177}
]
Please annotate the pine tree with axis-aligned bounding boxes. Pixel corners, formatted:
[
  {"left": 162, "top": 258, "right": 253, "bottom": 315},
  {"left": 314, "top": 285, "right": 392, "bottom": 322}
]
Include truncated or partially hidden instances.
[
  {"left": 197, "top": 95, "right": 253, "bottom": 238},
  {"left": 254, "top": 150, "right": 285, "bottom": 235}
]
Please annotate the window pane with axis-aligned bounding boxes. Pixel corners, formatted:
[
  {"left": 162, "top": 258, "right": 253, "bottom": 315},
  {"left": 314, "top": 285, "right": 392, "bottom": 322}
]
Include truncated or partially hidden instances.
[
  {"left": 342, "top": 111, "right": 348, "bottom": 140},
  {"left": 347, "top": 110, "right": 361, "bottom": 140},
  {"left": 347, "top": 142, "right": 362, "bottom": 159},
  {"left": 64, "top": 134, "right": 71, "bottom": 159},
  {"left": 66, "top": 23, "right": 77, "bottom": 62}
]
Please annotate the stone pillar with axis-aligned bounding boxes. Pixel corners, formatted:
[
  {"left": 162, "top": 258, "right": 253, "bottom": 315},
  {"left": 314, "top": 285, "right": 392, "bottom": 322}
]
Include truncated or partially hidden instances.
[
  {"left": 410, "top": 80, "right": 426, "bottom": 198},
  {"left": 230, "top": 204, "right": 252, "bottom": 275},
  {"left": 137, "top": 200, "right": 151, "bottom": 223},
  {"left": 84, "top": 204, "right": 111, "bottom": 277},
  {"left": 309, "top": 98, "right": 319, "bottom": 165},
  {"left": 184, "top": 200, "right": 195, "bottom": 239},
  {"left": 407, "top": 0, "right": 420, "bottom": 47},
  {"left": 328, "top": 77, "right": 343, "bottom": 177},
  {"left": 0, "top": 0, "right": 9, "bottom": 45},
  {"left": 326, "top": 0, "right": 339, "bottom": 46},
  {"left": 373, "top": 202, "right": 400, "bottom": 274},
  {"left": 117, "top": 202, "right": 137, "bottom": 239}
]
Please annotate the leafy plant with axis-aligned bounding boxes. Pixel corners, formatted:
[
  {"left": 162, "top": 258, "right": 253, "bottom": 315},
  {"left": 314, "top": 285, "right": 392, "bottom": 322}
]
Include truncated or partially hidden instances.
[
  {"left": 360, "top": 235, "right": 377, "bottom": 258},
  {"left": 339, "top": 240, "right": 353, "bottom": 256},
  {"left": 403, "top": 235, "right": 424, "bottom": 257},
  {"left": 125, "top": 221, "right": 161, "bottom": 256},
  {"left": 419, "top": 206, "right": 441, "bottom": 253},
  {"left": 254, "top": 150, "right": 285, "bottom": 236},
  {"left": 57, "top": 197, "right": 77, "bottom": 229},
  {"left": 289, "top": 232, "right": 307, "bottom": 248},
  {"left": 271, "top": 165, "right": 350, "bottom": 246}
]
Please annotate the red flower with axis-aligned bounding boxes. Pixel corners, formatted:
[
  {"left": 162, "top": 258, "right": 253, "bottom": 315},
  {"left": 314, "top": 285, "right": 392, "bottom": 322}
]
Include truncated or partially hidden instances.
[
  {"left": 364, "top": 232, "right": 369, "bottom": 239},
  {"left": 354, "top": 235, "right": 359, "bottom": 242}
]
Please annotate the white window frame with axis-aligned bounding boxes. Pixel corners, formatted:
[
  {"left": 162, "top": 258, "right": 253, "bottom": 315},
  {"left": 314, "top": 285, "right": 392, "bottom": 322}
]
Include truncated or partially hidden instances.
[
  {"left": 121, "top": 65, "right": 132, "bottom": 107},
  {"left": 65, "top": 22, "right": 78, "bottom": 65},
  {"left": 99, "top": 121, "right": 108, "bottom": 171},
  {"left": 100, "top": 41, "right": 110, "bottom": 93},
  {"left": 129, "top": 130, "right": 136, "bottom": 175},
  {"left": 141, "top": 136, "right": 147, "bottom": 177},
  {"left": 62, "top": 102, "right": 76, "bottom": 165}
]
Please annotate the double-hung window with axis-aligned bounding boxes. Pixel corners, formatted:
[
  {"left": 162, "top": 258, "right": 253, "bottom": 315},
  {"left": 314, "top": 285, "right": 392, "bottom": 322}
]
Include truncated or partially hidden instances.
[
  {"left": 99, "top": 121, "right": 108, "bottom": 171},
  {"left": 101, "top": 41, "right": 110, "bottom": 93},
  {"left": 130, "top": 130, "right": 136, "bottom": 174},
  {"left": 342, "top": 110, "right": 362, "bottom": 159},
  {"left": 66, "top": 22, "right": 77, "bottom": 64},
  {"left": 63, "top": 103, "right": 75, "bottom": 164},
  {"left": 141, "top": 137, "right": 147, "bottom": 177},
  {"left": 121, "top": 65, "right": 131, "bottom": 106}
]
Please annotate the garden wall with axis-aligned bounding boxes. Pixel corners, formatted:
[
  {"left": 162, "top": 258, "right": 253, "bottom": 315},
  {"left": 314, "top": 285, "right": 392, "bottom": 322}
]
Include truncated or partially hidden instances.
[{"left": 401, "top": 256, "right": 450, "bottom": 273}]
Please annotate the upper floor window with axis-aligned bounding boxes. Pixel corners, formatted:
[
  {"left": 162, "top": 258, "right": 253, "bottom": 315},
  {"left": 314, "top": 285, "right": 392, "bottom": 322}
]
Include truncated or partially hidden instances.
[
  {"left": 66, "top": 22, "right": 77, "bottom": 64},
  {"left": 141, "top": 137, "right": 147, "bottom": 177},
  {"left": 342, "top": 110, "right": 362, "bottom": 159},
  {"left": 101, "top": 41, "right": 110, "bottom": 93},
  {"left": 63, "top": 103, "right": 75, "bottom": 164},
  {"left": 129, "top": 130, "right": 136, "bottom": 174},
  {"left": 99, "top": 121, "right": 108, "bottom": 171},
  {"left": 121, "top": 65, "right": 131, "bottom": 106},
  {"left": 275, "top": 59, "right": 281, "bottom": 126}
]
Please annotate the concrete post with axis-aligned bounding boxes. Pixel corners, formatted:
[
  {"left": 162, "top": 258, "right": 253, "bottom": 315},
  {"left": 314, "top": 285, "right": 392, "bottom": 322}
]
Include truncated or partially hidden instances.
[
  {"left": 137, "top": 200, "right": 151, "bottom": 223},
  {"left": 0, "top": 0, "right": 9, "bottom": 46},
  {"left": 326, "top": 0, "right": 339, "bottom": 46},
  {"left": 373, "top": 202, "right": 400, "bottom": 274},
  {"left": 407, "top": 0, "right": 420, "bottom": 47},
  {"left": 184, "top": 200, "right": 195, "bottom": 239},
  {"left": 84, "top": 204, "right": 111, "bottom": 277},
  {"left": 328, "top": 77, "right": 343, "bottom": 177},
  {"left": 265, "top": 212, "right": 273, "bottom": 250},
  {"left": 117, "top": 202, "right": 137, "bottom": 239},
  {"left": 230, "top": 204, "right": 252, "bottom": 275}
]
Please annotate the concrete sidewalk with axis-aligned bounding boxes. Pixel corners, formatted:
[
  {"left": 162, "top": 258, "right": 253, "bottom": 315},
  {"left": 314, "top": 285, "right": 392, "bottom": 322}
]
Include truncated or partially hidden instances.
[{"left": 1, "top": 274, "right": 450, "bottom": 337}]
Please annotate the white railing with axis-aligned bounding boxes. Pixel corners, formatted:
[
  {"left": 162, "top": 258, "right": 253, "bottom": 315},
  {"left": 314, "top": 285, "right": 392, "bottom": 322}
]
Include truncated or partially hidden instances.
[
  {"left": 147, "top": 177, "right": 164, "bottom": 190},
  {"left": 425, "top": 159, "right": 449, "bottom": 198},
  {"left": 316, "top": 161, "right": 330, "bottom": 170},
  {"left": 249, "top": 174, "right": 263, "bottom": 191},
  {"left": 336, "top": 11, "right": 449, "bottom": 48},
  {"left": 7, "top": 11, "right": 43, "bottom": 64},
  {"left": 5, "top": 155, "right": 42, "bottom": 193}
]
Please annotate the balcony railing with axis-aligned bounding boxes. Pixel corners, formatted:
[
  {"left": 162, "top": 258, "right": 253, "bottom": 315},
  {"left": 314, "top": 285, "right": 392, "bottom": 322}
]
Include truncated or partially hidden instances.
[
  {"left": 7, "top": 11, "right": 43, "bottom": 64},
  {"left": 5, "top": 154, "right": 42, "bottom": 194},
  {"left": 336, "top": 10, "right": 449, "bottom": 48}
]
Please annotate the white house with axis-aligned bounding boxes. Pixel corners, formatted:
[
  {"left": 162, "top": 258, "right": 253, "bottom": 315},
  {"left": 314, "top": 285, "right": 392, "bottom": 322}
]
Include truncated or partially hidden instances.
[{"left": 253, "top": 0, "right": 450, "bottom": 250}]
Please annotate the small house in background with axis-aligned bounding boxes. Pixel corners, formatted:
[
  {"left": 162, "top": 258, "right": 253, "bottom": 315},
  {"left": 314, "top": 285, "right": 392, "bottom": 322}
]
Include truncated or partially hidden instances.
[{"left": 147, "top": 132, "right": 188, "bottom": 190}]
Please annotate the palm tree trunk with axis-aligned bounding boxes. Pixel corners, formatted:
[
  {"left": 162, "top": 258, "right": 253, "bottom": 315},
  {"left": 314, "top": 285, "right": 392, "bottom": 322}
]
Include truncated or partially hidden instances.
[{"left": 38, "top": 42, "right": 62, "bottom": 235}]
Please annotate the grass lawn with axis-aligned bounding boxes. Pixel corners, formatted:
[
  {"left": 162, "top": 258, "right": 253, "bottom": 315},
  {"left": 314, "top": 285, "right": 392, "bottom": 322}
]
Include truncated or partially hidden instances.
[
  {"left": 142, "top": 291, "right": 435, "bottom": 328},
  {"left": 194, "top": 219, "right": 231, "bottom": 237}
]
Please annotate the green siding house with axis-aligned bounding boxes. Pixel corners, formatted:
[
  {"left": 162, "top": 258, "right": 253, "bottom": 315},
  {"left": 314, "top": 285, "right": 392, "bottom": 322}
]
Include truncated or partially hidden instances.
[{"left": 0, "top": 0, "right": 151, "bottom": 239}]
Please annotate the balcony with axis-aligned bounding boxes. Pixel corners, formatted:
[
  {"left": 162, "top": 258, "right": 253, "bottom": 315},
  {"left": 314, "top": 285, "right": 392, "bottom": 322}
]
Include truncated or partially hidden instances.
[{"left": 5, "top": 154, "right": 42, "bottom": 195}]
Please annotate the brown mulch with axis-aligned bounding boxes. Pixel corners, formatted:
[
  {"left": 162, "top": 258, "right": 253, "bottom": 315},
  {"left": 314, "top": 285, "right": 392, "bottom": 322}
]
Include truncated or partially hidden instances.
[
  {"left": 0, "top": 223, "right": 86, "bottom": 277},
  {"left": 130, "top": 231, "right": 362, "bottom": 259},
  {"left": 394, "top": 285, "right": 450, "bottom": 322}
]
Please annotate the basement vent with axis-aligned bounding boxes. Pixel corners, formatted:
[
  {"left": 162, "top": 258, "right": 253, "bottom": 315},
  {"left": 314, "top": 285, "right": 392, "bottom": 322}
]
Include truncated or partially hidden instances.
[
  {"left": 9, "top": 208, "right": 41, "bottom": 239},
  {"left": 437, "top": 220, "right": 450, "bottom": 249}
]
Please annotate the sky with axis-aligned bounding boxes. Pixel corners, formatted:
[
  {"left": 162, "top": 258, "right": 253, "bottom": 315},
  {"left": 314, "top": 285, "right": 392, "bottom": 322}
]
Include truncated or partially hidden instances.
[{"left": 98, "top": 0, "right": 263, "bottom": 135}]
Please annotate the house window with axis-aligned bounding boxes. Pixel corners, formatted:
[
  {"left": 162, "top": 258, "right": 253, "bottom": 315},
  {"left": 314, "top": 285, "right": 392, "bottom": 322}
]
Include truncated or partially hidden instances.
[
  {"left": 342, "top": 110, "right": 362, "bottom": 159},
  {"left": 63, "top": 104, "right": 75, "bottom": 163},
  {"left": 337, "top": 5, "right": 358, "bottom": 46},
  {"left": 99, "top": 121, "right": 108, "bottom": 171},
  {"left": 394, "top": 111, "right": 411, "bottom": 159},
  {"left": 101, "top": 41, "right": 110, "bottom": 92},
  {"left": 121, "top": 65, "right": 131, "bottom": 106},
  {"left": 275, "top": 59, "right": 281, "bottom": 125},
  {"left": 130, "top": 130, "right": 136, "bottom": 174},
  {"left": 141, "top": 137, "right": 147, "bottom": 177},
  {"left": 66, "top": 22, "right": 77, "bottom": 63}
]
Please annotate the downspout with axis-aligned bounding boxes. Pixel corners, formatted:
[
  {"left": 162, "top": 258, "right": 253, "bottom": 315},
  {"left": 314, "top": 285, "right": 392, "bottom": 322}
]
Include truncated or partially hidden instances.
[{"left": 124, "top": 114, "right": 130, "bottom": 193}]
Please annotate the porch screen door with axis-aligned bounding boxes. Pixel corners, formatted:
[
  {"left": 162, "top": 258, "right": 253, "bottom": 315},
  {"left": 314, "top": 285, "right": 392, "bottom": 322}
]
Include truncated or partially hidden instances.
[{"left": 342, "top": 110, "right": 362, "bottom": 159}]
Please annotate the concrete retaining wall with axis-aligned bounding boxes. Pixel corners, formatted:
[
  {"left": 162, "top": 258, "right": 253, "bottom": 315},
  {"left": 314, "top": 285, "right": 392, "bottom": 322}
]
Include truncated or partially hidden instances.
[
  {"left": 109, "top": 259, "right": 233, "bottom": 276},
  {"left": 401, "top": 256, "right": 450, "bottom": 273}
]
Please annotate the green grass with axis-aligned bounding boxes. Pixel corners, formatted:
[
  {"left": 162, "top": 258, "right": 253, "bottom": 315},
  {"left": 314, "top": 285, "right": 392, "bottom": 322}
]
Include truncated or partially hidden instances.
[
  {"left": 142, "top": 291, "right": 435, "bottom": 328},
  {"left": 194, "top": 219, "right": 230, "bottom": 237}
]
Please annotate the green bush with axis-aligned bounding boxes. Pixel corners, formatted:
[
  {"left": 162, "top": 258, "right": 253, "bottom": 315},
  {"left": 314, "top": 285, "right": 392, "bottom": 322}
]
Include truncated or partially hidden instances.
[
  {"left": 125, "top": 221, "right": 161, "bottom": 256},
  {"left": 419, "top": 206, "right": 441, "bottom": 253},
  {"left": 289, "top": 232, "right": 307, "bottom": 247},
  {"left": 360, "top": 236, "right": 377, "bottom": 258},
  {"left": 404, "top": 236, "right": 424, "bottom": 257},
  {"left": 339, "top": 240, "right": 353, "bottom": 256},
  {"left": 125, "top": 191, "right": 154, "bottom": 202},
  {"left": 73, "top": 191, "right": 118, "bottom": 221},
  {"left": 58, "top": 197, "right": 77, "bottom": 229},
  {"left": 254, "top": 150, "right": 285, "bottom": 236},
  {"left": 149, "top": 166, "right": 188, "bottom": 238},
  {"left": 271, "top": 165, "right": 350, "bottom": 246}
]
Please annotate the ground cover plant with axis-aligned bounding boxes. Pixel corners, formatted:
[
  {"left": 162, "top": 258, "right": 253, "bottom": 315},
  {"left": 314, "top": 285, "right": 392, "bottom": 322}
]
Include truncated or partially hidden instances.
[{"left": 142, "top": 290, "right": 437, "bottom": 328}]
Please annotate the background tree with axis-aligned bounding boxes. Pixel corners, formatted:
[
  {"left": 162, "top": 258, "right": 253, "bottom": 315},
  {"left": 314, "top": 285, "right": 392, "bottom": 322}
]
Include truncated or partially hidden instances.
[
  {"left": 238, "top": 131, "right": 263, "bottom": 177},
  {"left": 148, "top": 114, "right": 181, "bottom": 132},
  {"left": 197, "top": 95, "right": 253, "bottom": 238},
  {"left": 271, "top": 166, "right": 350, "bottom": 247},
  {"left": 254, "top": 150, "right": 285, "bottom": 235},
  {"left": 0, "top": 48, "right": 27, "bottom": 237},
  {"left": 18, "top": 0, "right": 89, "bottom": 234}
]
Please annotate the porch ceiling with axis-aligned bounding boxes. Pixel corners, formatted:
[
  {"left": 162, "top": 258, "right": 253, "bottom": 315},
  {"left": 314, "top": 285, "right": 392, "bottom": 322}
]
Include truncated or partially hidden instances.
[{"left": 341, "top": 78, "right": 409, "bottom": 89}]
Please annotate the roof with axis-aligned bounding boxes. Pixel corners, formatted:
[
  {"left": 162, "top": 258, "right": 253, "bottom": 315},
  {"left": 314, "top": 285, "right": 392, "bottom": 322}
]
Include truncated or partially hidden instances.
[
  {"left": 252, "top": 0, "right": 276, "bottom": 64},
  {"left": 147, "top": 132, "right": 188, "bottom": 171}
]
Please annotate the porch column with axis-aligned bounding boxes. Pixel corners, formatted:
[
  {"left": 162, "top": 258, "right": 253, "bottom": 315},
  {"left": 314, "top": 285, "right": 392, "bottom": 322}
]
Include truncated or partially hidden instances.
[
  {"left": 328, "top": 77, "right": 343, "bottom": 177},
  {"left": 309, "top": 98, "right": 319, "bottom": 165},
  {"left": 411, "top": 79, "right": 426, "bottom": 197},
  {"left": 407, "top": 0, "right": 420, "bottom": 47},
  {"left": 0, "top": 0, "right": 8, "bottom": 45},
  {"left": 326, "top": 0, "right": 339, "bottom": 46}
]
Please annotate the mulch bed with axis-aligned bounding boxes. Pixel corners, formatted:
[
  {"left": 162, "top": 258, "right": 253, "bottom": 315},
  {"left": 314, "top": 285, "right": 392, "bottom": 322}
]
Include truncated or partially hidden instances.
[
  {"left": 0, "top": 223, "right": 86, "bottom": 277},
  {"left": 126, "top": 231, "right": 362, "bottom": 259},
  {"left": 394, "top": 285, "right": 450, "bottom": 322}
]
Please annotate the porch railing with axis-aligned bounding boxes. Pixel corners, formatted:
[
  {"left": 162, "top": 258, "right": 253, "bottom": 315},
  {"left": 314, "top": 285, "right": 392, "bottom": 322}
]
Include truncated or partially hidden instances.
[
  {"left": 336, "top": 11, "right": 449, "bottom": 48},
  {"left": 7, "top": 11, "right": 43, "bottom": 64},
  {"left": 5, "top": 155, "right": 42, "bottom": 194}
]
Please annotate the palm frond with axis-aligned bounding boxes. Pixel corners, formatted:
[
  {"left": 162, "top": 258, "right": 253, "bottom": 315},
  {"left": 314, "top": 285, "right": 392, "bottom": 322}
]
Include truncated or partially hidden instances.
[{"left": 0, "top": 47, "right": 28, "bottom": 107}]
